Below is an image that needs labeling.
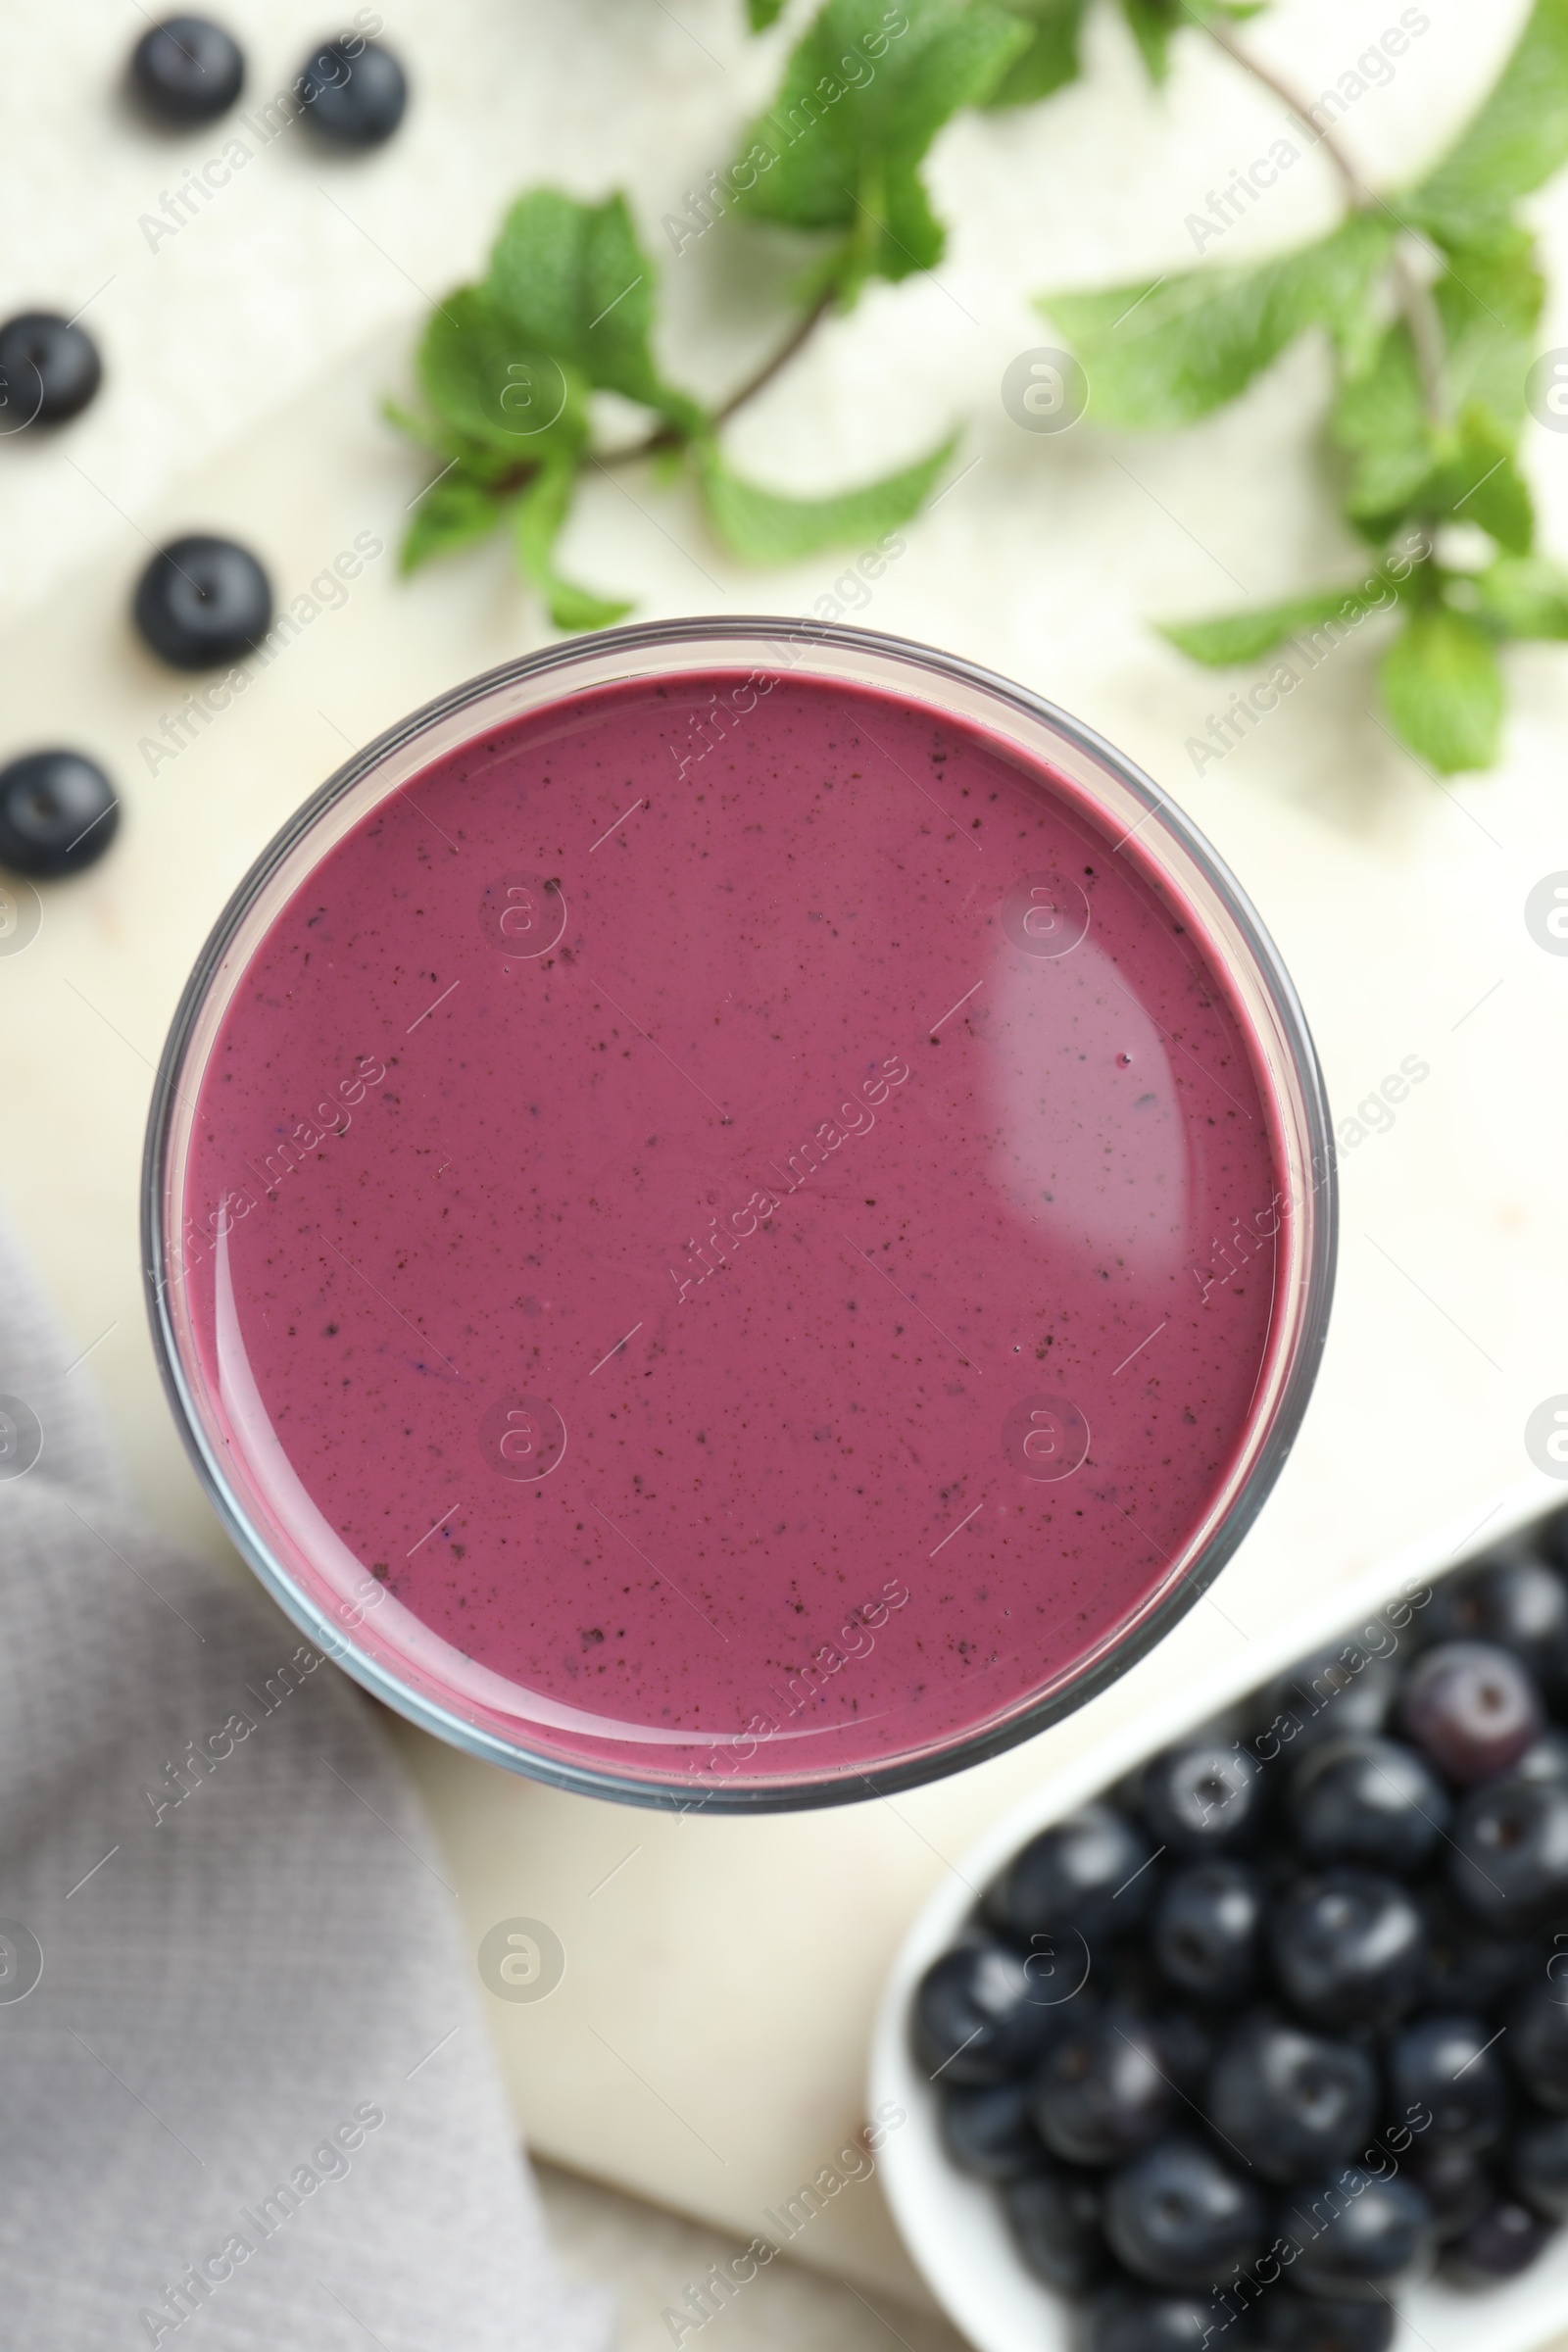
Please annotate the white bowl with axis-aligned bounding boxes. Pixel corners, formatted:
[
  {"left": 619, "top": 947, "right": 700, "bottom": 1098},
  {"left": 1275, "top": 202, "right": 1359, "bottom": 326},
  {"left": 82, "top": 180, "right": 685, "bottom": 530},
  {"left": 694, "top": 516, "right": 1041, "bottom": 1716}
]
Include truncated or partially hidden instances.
[{"left": 871, "top": 1476, "right": 1568, "bottom": 2352}]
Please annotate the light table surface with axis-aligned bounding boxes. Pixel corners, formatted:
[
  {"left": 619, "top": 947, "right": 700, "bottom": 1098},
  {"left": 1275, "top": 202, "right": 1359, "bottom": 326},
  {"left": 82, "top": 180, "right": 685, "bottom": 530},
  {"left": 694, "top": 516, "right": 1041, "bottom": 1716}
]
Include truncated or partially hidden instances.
[{"left": 3, "top": 0, "right": 1566, "bottom": 2308}]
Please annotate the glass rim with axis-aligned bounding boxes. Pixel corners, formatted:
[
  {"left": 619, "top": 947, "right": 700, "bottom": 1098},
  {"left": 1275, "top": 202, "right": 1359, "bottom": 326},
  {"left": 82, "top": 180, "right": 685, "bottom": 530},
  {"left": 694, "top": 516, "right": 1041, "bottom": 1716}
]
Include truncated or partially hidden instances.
[{"left": 142, "top": 615, "right": 1338, "bottom": 1813}]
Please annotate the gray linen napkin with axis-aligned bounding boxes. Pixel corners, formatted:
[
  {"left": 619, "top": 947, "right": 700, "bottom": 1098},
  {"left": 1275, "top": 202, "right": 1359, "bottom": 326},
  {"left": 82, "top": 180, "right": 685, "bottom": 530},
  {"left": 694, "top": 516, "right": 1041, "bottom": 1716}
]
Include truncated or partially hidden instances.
[{"left": 0, "top": 1216, "right": 612, "bottom": 2352}]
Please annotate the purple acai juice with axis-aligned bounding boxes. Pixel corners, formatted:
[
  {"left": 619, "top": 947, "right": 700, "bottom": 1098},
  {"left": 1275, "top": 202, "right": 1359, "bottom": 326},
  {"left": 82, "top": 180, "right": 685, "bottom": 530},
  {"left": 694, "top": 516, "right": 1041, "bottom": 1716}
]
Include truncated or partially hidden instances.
[{"left": 173, "top": 669, "right": 1289, "bottom": 1792}]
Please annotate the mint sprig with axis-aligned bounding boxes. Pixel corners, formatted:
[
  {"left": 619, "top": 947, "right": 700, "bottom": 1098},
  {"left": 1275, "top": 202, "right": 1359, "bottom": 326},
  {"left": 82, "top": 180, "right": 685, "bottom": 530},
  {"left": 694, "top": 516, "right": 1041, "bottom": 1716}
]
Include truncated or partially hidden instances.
[
  {"left": 1041, "top": 0, "right": 1568, "bottom": 772},
  {"left": 385, "top": 0, "right": 1568, "bottom": 787},
  {"left": 385, "top": 0, "right": 1290, "bottom": 633},
  {"left": 386, "top": 177, "right": 956, "bottom": 622},
  {"left": 389, "top": 0, "right": 1254, "bottom": 632}
]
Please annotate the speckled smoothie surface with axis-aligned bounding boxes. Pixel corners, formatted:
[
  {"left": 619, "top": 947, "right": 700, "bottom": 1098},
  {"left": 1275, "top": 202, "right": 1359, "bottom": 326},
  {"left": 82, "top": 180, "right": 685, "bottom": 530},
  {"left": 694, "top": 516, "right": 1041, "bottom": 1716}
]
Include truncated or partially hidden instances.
[{"left": 178, "top": 671, "right": 1285, "bottom": 1790}]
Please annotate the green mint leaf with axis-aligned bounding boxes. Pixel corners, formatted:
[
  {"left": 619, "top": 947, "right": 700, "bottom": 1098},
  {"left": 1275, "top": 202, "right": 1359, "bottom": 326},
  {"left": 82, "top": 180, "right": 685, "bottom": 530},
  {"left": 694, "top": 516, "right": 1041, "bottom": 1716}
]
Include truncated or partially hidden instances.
[
  {"left": 1381, "top": 606, "right": 1503, "bottom": 772},
  {"left": 1435, "top": 231, "right": 1544, "bottom": 436},
  {"left": 697, "top": 430, "right": 955, "bottom": 562},
  {"left": 1161, "top": 577, "right": 1402, "bottom": 666},
  {"left": 383, "top": 396, "right": 457, "bottom": 460},
  {"left": 730, "top": 0, "right": 1030, "bottom": 296},
  {"left": 537, "top": 576, "right": 638, "bottom": 633},
  {"left": 750, "top": 0, "right": 787, "bottom": 24},
  {"left": 382, "top": 394, "right": 529, "bottom": 488},
  {"left": 1336, "top": 237, "right": 1544, "bottom": 527},
  {"left": 1469, "top": 553, "right": 1568, "bottom": 638},
  {"left": 418, "top": 286, "right": 589, "bottom": 462},
  {"left": 786, "top": 239, "right": 861, "bottom": 310},
  {"left": 984, "top": 0, "right": 1090, "bottom": 107},
  {"left": 1332, "top": 321, "right": 1433, "bottom": 538},
  {"left": 487, "top": 189, "right": 705, "bottom": 434},
  {"left": 1043, "top": 214, "right": 1392, "bottom": 431},
  {"left": 512, "top": 460, "right": 633, "bottom": 633},
  {"left": 1119, "top": 0, "right": 1174, "bottom": 85},
  {"left": 1432, "top": 407, "right": 1535, "bottom": 554},
  {"left": 1333, "top": 236, "right": 1543, "bottom": 540},
  {"left": 1334, "top": 238, "right": 1542, "bottom": 544},
  {"left": 1404, "top": 0, "right": 1568, "bottom": 250},
  {"left": 400, "top": 475, "right": 505, "bottom": 575}
]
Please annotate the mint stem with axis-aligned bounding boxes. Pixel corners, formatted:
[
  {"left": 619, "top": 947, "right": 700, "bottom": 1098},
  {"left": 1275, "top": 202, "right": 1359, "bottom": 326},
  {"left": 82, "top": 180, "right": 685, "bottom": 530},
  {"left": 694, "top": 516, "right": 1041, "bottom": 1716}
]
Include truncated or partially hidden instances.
[
  {"left": 1386, "top": 242, "right": 1451, "bottom": 432},
  {"left": 598, "top": 286, "right": 837, "bottom": 467},
  {"left": 712, "top": 286, "right": 837, "bottom": 425},
  {"left": 1200, "top": 15, "right": 1450, "bottom": 432}
]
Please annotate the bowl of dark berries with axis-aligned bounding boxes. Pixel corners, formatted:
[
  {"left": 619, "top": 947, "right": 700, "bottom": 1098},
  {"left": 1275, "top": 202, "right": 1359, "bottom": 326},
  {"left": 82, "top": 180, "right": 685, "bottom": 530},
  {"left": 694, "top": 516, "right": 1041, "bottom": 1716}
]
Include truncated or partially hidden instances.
[{"left": 873, "top": 1488, "right": 1568, "bottom": 2352}]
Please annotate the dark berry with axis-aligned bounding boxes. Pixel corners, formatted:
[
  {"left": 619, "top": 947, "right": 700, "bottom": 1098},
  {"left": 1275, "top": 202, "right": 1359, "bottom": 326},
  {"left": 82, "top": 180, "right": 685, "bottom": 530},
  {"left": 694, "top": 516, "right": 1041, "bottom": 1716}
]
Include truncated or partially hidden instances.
[
  {"left": 0, "top": 313, "right": 101, "bottom": 428},
  {"left": 1138, "top": 1740, "right": 1264, "bottom": 1856},
  {"left": 1031, "top": 2008, "right": 1174, "bottom": 2166},
  {"left": 1004, "top": 2163, "right": 1111, "bottom": 2291},
  {"left": 1104, "top": 2136, "right": 1267, "bottom": 2289},
  {"left": 910, "top": 1939, "right": 1061, "bottom": 2085},
  {"left": 1400, "top": 1642, "right": 1542, "bottom": 1787},
  {"left": 1156, "top": 2007, "right": 1217, "bottom": 2098},
  {"left": 1512, "top": 2110, "right": 1568, "bottom": 2218},
  {"left": 296, "top": 38, "right": 407, "bottom": 147},
  {"left": 129, "top": 17, "right": 244, "bottom": 123},
  {"left": 1106, "top": 1943, "right": 1169, "bottom": 2015},
  {"left": 132, "top": 534, "right": 271, "bottom": 669},
  {"left": 0, "top": 751, "right": 119, "bottom": 878},
  {"left": 1208, "top": 2016, "right": 1377, "bottom": 2184},
  {"left": 1288, "top": 1738, "right": 1447, "bottom": 1876},
  {"left": 1507, "top": 1979, "right": 1568, "bottom": 2112},
  {"left": 1424, "top": 1555, "right": 1568, "bottom": 1703},
  {"left": 938, "top": 2079, "right": 1040, "bottom": 2180},
  {"left": 1155, "top": 1861, "right": 1264, "bottom": 2002},
  {"left": 987, "top": 1802, "right": 1154, "bottom": 1947},
  {"left": 1386, "top": 2014, "right": 1511, "bottom": 2152},
  {"left": 1514, "top": 1730, "right": 1568, "bottom": 1787},
  {"left": 1270, "top": 1872, "right": 1426, "bottom": 2030},
  {"left": 1540, "top": 1507, "right": 1568, "bottom": 1579},
  {"left": 1421, "top": 1887, "right": 1533, "bottom": 2010},
  {"left": 1405, "top": 2142, "right": 1493, "bottom": 2241},
  {"left": 1256, "top": 1648, "right": 1399, "bottom": 1759},
  {"left": 1080, "top": 2285, "right": 1223, "bottom": 2352},
  {"left": 1448, "top": 1778, "right": 1568, "bottom": 1932},
  {"left": 1282, "top": 2170, "right": 1434, "bottom": 2300},
  {"left": 1259, "top": 2289, "right": 1394, "bottom": 2352},
  {"left": 1442, "top": 2196, "right": 1553, "bottom": 2285}
]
